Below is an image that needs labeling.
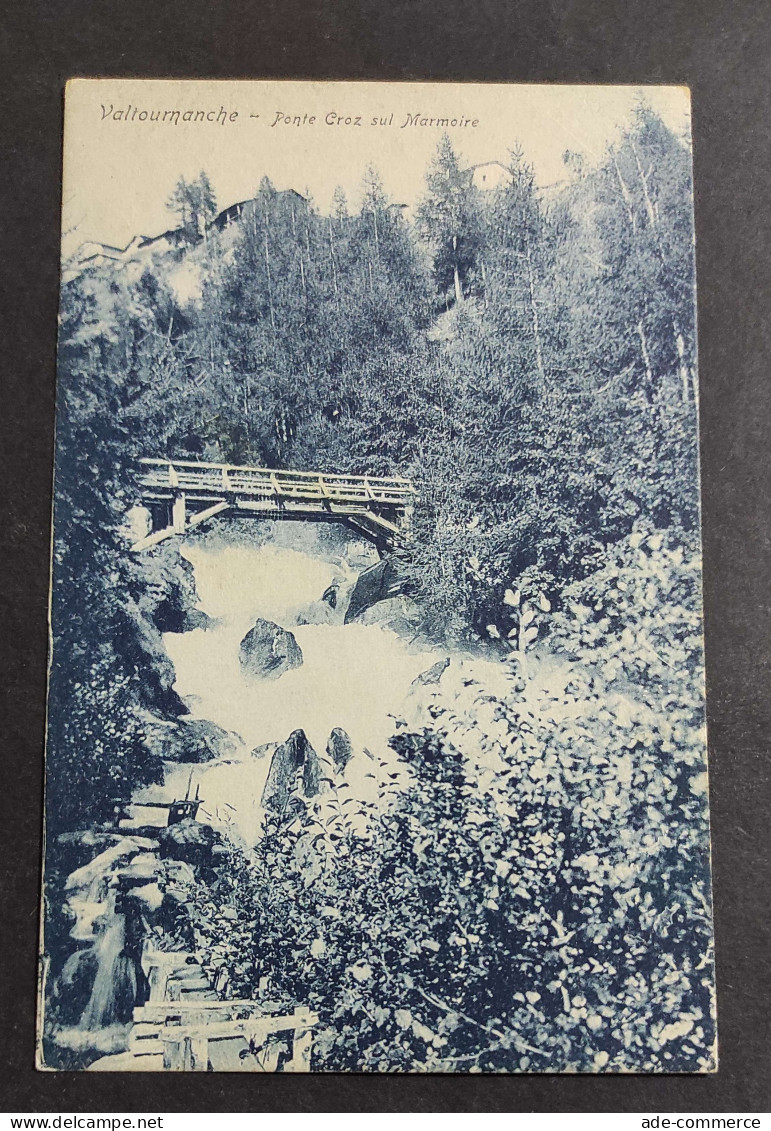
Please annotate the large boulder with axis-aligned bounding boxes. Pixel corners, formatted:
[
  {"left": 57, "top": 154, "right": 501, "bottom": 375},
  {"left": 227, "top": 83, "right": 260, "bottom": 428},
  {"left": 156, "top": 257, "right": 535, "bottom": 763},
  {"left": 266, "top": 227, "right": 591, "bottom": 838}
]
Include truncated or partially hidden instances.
[
  {"left": 261, "top": 729, "right": 321, "bottom": 813},
  {"left": 156, "top": 818, "right": 222, "bottom": 866},
  {"left": 154, "top": 599, "right": 215, "bottom": 635},
  {"left": 356, "top": 596, "right": 421, "bottom": 635},
  {"left": 239, "top": 618, "right": 303, "bottom": 680},
  {"left": 327, "top": 727, "right": 354, "bottom": 773},
  {"left": 345, "top": 553, "right": 411, "bottom": 623},
  {"left": 121, "top": 597, "right": 186, "bottom": 716}
]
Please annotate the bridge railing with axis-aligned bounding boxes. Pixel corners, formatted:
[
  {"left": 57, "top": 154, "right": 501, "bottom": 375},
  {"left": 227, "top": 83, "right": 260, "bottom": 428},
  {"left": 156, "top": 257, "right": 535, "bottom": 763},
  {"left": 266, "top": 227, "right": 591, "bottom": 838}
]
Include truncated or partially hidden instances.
[{"left": 137, "top": 458, "right": 416, "bottom": 507}]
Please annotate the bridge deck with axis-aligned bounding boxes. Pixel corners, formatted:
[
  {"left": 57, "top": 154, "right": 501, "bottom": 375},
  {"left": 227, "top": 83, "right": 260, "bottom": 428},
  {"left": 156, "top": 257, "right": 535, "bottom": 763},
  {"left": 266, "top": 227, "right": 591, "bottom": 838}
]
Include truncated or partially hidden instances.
[{"left": 131, "top": 458, "right": 416, "bottom": 552}]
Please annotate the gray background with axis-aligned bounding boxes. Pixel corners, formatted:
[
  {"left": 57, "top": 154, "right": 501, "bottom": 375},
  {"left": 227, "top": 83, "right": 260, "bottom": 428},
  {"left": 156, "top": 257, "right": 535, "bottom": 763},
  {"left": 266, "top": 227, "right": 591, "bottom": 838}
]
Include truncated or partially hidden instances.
[{"left": 1, "top": 0, "right": 768, "bottom": 1112}]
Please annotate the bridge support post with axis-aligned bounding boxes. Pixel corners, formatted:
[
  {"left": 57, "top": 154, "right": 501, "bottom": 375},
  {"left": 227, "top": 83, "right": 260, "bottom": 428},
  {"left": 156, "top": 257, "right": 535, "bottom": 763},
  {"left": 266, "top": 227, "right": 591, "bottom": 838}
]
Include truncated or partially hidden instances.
[{"left": 172, "top": 493, "right": 186, "bottom": 534}]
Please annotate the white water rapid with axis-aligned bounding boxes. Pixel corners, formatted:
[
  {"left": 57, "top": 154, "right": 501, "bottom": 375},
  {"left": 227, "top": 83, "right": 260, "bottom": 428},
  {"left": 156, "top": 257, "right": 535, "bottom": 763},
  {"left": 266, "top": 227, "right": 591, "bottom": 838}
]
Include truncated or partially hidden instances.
[{"left": 132, "top": 530, "right": 442, "bottom": 845}]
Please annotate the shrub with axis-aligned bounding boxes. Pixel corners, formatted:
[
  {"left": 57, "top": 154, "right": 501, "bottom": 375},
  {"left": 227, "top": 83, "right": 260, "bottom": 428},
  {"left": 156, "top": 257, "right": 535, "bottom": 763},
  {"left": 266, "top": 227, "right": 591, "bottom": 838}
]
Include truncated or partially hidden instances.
[{"left": 183, "top": 529, "right": 715, "bottom": 1072}]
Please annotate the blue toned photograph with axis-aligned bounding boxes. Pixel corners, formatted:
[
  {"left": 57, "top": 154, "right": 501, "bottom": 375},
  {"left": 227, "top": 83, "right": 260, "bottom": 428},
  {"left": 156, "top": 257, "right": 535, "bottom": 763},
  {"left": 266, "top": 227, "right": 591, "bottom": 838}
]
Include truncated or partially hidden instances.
[{"left": 39, "top": 80, "right": 715, "bottom": 1073}]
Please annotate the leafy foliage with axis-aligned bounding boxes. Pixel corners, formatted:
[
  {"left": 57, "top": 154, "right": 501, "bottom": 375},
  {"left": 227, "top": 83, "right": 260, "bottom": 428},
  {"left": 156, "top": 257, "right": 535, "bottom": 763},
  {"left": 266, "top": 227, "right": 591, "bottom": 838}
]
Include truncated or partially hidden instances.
[
  {"left": 47, "top": 267, "right": 200, "bottom": 832},
  {"left": 184, "top": 530, "right": 713, "bottom": 1072}
]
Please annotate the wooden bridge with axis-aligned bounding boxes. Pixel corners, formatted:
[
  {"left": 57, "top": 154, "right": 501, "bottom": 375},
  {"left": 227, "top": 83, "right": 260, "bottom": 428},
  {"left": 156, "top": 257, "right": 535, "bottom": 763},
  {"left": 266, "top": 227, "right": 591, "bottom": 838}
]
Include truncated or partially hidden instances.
[{"left": 131, "top": 457, "right": 417, "bottom": 553}]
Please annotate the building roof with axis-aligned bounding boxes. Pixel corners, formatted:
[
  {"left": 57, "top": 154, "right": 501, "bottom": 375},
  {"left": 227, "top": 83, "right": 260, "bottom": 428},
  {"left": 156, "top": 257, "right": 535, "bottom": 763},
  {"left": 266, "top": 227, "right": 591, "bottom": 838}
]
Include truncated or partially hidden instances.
[
  {"left": 70, "top": 186, "right": 310, "bottom": 280},
  {"left": 470, "top": 160, "right": 511, "bottom": 172}
]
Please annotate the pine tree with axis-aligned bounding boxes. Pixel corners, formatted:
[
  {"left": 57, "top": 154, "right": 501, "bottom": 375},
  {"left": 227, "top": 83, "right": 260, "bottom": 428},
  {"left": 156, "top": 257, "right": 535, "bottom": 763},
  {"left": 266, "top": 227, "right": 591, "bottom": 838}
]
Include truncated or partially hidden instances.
[
  {"left": 332, "top": 185, "right": 349, "bottom": 224},
  {"left": 166, "top": 171, "right": 218, "bottom": 240},
  {"left": 416, "top": 133, "right": 481, "bottom": 305},
  {"left": 485, "top": 146, "right": 552, "bottom": 384},
  {"left": 196, "top": 170, "right": 218, "bottom": 238},
  {"left": 166, "top": 175, "right": 194, "bottom": 236}
]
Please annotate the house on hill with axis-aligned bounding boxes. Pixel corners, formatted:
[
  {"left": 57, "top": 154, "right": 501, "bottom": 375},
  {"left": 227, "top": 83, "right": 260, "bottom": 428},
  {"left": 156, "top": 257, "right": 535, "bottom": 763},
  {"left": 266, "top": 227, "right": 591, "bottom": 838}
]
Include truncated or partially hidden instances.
[
  {"left": 69, "top": 241, "right": 124, "bottom": 269},
  {"left": 135, "top": 227, "right": 196, "bottom": 255},
  {"left": 210, "top": 188, "right": 308, "bottom": 233},
  {"left": 61, "top": 240, "right": 125, "bottom": 284},
  {"left": 64, "top": 187, "right": 311, "bottom": 285},
  {"left": 469, "top": 161, "right": 513, "bottom": 191},
  {"left": 65, "top": 226, "right": 195, "bottom": 281},
  {"left": 210, "top": 199, "right": 250, "bottom": 232}
]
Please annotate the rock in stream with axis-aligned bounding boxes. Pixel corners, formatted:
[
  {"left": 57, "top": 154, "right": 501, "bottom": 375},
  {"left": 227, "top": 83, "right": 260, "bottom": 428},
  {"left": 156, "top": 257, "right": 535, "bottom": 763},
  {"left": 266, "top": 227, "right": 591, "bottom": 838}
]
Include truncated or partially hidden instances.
[
  {"left": 261, "top": 729, "right": 321, "bottom": 812},
  {"left": 327, "top": 727, "right": 354, "bottom": 773},
  {"left": 238, "top": 618, "right": 303, "bottom": 680},
  {"left": 345, "top": 553, "right": 411, "bottom": 623}
]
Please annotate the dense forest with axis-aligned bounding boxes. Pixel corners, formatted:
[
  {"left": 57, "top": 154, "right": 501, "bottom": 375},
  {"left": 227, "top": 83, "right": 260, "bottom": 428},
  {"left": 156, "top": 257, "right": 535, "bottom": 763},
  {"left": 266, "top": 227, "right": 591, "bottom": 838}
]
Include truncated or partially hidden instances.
[{"left": 45, "top": 103, "right": 713, "bottom": 1071}]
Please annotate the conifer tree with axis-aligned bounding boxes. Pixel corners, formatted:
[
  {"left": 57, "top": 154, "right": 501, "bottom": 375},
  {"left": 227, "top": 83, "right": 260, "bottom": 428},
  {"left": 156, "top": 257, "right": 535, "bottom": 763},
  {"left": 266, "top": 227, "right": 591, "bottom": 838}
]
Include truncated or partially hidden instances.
[
  {"left": 332, "top": 185, "right": 349, "bottom": 224},
  {"left": 195, "top": 170, "right": 218, "bottom": 237},
  {"left": 416, "top": 133, "right": 481, "bottom": 305},
  {"left": 167, "top": 170, "right": 218, "bottom": 240},
  {"left": 485, "top": 146, "right": 552, "bottom": 384}
]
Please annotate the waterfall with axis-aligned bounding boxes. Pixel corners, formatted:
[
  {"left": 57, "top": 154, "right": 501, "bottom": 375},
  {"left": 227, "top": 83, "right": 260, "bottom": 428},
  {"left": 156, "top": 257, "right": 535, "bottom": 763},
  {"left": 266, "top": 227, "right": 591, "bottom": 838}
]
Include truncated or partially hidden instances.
[
  {"left": 77, "top": 889, "right": 134, "bottom": 1032},
  {"left": 131, "top": 535, "right": 441, "bottom": 845}
]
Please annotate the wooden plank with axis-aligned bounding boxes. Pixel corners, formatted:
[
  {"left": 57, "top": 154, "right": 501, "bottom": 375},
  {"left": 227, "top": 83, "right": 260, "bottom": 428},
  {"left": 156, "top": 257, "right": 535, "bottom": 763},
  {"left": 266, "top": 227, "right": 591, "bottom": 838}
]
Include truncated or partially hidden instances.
[
  {"left": 139, "top": 460, "right": 411, "bottom": 492},
  {"left": 189, "top": 1036, "right": 209, "bottom": 1072},
  {"left": 130, "top": 525, "right": 176, "bottom": 552},
  {"left": 169, "top": 977, "right": 212, "bottom": 994},
  {"left": 286, "top": 1022, "right": 314, "bottom": 1072},
  {"left": 235, "top": 499, "right": 280, "bottom": 513},
  {"left": 350, "top": 511, "right": 401, "bottom": 536},
  {"left": 161, "top": 1010, "right": 318, "bottom": 1044},
  {"left": 139, "top": 456, "right": 414, "bottom": 490},
  {"left": 134, "top": 501, "right": 406, "bottom": 530},
  {"left": 128, "top": 1024, "right": 163, "bottom": 1052},
  {"left": 163, "top": 1036, "right": 185, "bottom": 1071},
  {"left": 166, "top": 985, "right": 217, "bottom": 1004},
  {"left": 143, "top": 950, "right": 197, "bottom": 967},
  {"left": 187, "top": 501, "right": 229, "bottom": 528},
  {"left": 134, "top": 999, "right": 265, "bottom": 1023},
  {"left": 137, "top": 481, "right": 413, "bottom": 510}
]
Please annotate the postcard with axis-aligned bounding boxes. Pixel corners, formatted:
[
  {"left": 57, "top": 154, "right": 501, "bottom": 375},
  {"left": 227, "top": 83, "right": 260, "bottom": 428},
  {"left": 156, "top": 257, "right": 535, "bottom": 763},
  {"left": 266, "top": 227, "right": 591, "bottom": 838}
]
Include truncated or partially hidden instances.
[{"left": 39, "top": 79, "right": 715, "bottom": 1073}]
